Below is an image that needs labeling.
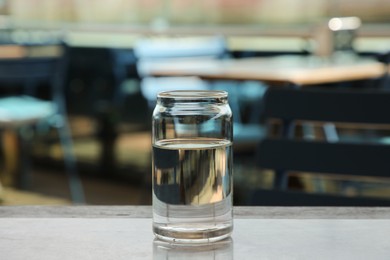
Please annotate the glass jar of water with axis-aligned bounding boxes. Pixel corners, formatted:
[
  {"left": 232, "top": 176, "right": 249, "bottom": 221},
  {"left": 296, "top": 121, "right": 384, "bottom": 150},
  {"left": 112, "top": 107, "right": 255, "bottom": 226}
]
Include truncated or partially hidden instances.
[{"left": 152, "top": 90, "right": 233, "bottom": 243}]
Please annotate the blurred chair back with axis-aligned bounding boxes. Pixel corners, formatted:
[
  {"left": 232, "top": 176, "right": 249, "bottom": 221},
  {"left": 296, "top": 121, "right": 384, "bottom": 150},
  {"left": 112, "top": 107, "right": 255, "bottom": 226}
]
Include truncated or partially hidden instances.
[
  {"left": 251, "top": 87, "right": 390, "bottom": 206},
  {"left": 377, "top": 50, "right": 390, "bottom": 89},
  {"left": 0, "top": 42, "right": 85, "bottom": 203},
  {"left": 134, "top": 36, "right": 226, "bottom": 74},
  {"left": 134, "top": 36, "right": 227, "bottom": 108}
]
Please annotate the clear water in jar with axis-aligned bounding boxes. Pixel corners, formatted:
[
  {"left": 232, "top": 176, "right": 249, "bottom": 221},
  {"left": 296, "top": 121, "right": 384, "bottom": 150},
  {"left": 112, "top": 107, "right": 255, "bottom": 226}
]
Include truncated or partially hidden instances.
[{"left": 152, "top": 138, "right": 233, "bottom": 243}]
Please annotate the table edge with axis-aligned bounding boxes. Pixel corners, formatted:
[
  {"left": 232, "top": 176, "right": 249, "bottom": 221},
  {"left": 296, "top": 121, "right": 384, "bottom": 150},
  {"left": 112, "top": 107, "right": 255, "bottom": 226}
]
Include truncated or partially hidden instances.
[{"left": 1, "top": 206, "right": 389, "bottom": 219}]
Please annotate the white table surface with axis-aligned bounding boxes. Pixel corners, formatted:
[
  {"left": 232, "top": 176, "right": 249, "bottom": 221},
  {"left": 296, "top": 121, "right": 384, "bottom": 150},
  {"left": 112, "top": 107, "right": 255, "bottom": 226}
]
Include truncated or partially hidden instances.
[{"left": 1, "top": 206, "right": 390, "bottom": 260}]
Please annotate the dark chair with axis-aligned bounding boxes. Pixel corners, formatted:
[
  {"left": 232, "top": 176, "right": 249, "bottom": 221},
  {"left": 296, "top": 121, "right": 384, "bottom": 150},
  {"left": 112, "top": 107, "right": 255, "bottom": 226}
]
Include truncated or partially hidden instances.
[
  {"left": 66, "top": 47, "right": 143, "bottom": 172},
  {"left": 377, "top": 50, "right": 390, "bottom": 89},
  {"left": 251, "top": 87, "right": 390, "bottom": 206},
  {"left": 0, "top": 43, "right": 85, "bottom": 203}
]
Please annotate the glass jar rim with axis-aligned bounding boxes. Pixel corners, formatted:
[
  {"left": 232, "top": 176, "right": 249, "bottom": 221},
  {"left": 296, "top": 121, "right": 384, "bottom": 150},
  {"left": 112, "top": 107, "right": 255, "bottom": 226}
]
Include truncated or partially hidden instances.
[{"left": 157, "top": 90, "right": 228, "bottom": 100}]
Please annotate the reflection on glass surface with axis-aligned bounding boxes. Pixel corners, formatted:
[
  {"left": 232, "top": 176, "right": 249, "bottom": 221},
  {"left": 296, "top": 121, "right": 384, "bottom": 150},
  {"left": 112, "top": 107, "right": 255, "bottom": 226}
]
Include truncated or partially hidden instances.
[{"left": 153, "top": 237, "right": 233, "bottom": 260}]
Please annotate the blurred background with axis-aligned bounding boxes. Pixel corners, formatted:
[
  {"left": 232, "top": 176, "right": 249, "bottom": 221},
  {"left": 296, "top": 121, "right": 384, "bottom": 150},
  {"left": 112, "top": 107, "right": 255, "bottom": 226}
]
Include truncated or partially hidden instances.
[{"left": 0, "top": 0, "right": 389, "bottom": 205}]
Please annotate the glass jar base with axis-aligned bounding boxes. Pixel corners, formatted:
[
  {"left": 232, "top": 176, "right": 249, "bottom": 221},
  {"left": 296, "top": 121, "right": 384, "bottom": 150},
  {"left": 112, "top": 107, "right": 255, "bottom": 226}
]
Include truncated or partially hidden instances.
[{"left": 153, "top": 224, "right": 233, "bottom": 244}]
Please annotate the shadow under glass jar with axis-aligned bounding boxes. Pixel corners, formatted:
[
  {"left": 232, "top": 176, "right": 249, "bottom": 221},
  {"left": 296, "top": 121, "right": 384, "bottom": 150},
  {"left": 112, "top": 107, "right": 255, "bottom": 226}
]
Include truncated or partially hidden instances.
[{"left": 152, "top": 90, "right": 233, "bottom": 243}]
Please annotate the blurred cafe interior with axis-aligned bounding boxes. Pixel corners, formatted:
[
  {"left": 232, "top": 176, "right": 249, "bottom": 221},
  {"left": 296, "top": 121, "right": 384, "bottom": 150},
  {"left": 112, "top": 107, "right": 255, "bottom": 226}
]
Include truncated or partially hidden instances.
[{"left": 0, "top": 0, "right": 390, "bottom": 206}]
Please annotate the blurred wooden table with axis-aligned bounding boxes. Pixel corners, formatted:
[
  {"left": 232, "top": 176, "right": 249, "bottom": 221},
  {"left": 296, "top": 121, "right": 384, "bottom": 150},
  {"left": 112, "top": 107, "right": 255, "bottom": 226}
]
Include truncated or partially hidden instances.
[
  {"left": 146, "top": 55, "right": 387, "bottom": 86},
  {"left": 1, "top": 206, "right": 390, "bottom": 259},
  {"left": 145, "top": 54, "right": 388, "bottom": 145}
]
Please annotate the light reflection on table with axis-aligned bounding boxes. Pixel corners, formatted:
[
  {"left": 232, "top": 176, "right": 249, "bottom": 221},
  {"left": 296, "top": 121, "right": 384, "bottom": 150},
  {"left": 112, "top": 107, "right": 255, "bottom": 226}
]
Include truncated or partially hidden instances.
[{"left": 153, "top": 238, "right": 233, "bottom": 260}]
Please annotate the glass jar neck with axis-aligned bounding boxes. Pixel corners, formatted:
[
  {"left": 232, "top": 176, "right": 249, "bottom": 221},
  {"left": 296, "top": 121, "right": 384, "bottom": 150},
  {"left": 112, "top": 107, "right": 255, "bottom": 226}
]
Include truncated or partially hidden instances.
[{"left": 157, "top": 90, "right": 228, "bottom": 106}]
